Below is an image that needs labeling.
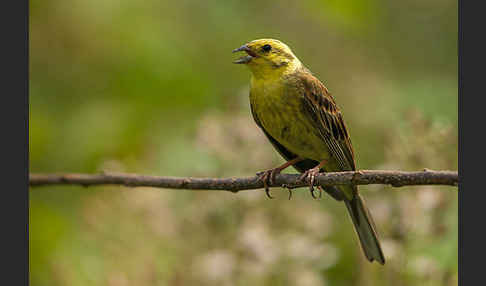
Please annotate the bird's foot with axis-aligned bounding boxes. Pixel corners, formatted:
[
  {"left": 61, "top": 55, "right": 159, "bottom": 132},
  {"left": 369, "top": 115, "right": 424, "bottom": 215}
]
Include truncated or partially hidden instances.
[
  {"left": 299, "top": 167, "right": 322, "bottom": 199},
  {"left": 282, "top": 184, "right": 295, "bottom": 200},
  {"left": 256, "top": 167, "right": 283, "bottom": 199}
]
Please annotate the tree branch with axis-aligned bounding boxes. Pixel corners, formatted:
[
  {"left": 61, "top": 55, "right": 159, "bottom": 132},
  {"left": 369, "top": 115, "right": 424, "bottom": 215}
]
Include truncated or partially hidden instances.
[{"left": 29, "top": 170, "right": 458, "bottom": 193}]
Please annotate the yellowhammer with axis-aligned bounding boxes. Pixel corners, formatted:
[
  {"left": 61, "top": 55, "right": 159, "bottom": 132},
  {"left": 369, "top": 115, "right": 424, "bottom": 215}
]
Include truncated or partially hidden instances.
[{"left": 233, "top": 39, "right": 385, "bottom": 264}]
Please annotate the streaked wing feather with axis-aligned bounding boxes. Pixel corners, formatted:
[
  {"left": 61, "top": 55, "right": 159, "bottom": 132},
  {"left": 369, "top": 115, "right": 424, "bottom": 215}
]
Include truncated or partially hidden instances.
[{"left": 298, "top": 72, "right": 356, "bottom": 171}]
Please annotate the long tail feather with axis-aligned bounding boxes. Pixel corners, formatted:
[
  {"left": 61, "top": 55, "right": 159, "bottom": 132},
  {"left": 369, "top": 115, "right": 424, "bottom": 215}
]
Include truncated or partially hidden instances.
[{"left": 344, "top": 193, "right": 385, "bottom": 264}]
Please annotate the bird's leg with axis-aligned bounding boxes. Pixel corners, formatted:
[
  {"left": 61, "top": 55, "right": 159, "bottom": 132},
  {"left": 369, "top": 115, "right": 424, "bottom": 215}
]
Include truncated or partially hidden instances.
[
  {"left": 299, "top": 160, "right": 327, "bottom": 199},
  {"left": 257, "top": 157, "right": 304, "bottom": 199}
]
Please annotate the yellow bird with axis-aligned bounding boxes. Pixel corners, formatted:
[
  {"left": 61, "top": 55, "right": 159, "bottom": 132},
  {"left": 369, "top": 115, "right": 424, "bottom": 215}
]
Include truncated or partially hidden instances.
[{"left": 233, "top": 39, "right": 385, "bottom": 264}]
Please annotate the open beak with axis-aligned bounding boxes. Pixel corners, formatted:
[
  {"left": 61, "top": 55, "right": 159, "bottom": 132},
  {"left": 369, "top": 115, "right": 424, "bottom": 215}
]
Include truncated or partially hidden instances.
[{"left": 232, "top": 44, "right": 255, "bottom": 64}]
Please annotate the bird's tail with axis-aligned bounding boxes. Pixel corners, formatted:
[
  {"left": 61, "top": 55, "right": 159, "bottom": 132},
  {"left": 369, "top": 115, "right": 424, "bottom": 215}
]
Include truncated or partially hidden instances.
[{"left": 344, "top": 193, "right": 385, "bottom": 264}]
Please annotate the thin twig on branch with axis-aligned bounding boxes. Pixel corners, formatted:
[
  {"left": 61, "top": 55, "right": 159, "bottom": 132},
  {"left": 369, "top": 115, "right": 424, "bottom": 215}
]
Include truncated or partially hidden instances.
[{"left": 29, "top": 170, "right": 458, "bottom": 193}]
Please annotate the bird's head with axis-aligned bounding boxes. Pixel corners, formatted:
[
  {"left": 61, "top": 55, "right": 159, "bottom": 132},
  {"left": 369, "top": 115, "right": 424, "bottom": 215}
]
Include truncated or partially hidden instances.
[{"left": 233, "top": 39, "right": 301, "bottom": 79}]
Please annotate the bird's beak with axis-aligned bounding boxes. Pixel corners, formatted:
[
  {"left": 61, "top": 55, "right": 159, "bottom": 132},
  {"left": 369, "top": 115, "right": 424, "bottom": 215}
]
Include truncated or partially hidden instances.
[
  {"left": 232, "top": 44, "right": 255, "bottom": 64},
  {"left": 232, "top": 44, "right": 249, "bottom": 53}
]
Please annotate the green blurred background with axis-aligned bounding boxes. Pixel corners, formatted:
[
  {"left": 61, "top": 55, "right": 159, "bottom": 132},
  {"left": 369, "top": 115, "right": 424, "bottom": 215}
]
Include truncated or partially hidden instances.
[{"left": 30, "top": 0, "right": 458, "bottom": 285}]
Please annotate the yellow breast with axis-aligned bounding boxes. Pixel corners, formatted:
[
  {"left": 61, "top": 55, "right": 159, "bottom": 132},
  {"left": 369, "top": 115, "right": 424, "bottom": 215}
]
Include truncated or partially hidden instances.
[{"left": 249, "top": 75, "right": 332, "bottom": 162}]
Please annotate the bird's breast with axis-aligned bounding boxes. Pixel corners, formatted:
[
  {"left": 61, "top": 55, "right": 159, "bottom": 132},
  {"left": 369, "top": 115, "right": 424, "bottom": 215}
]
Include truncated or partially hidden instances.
[{"left": 250, "top": 78, "right": 330, "bottom": 161}]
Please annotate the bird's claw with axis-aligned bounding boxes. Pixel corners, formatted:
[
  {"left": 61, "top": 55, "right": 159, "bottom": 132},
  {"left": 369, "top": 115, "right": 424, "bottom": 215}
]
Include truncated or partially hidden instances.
[
  {"left": 257, "top": 168, "right": 282, "bottom": 199},
  {"left": 299, "top": 167, "right": 322, "bottom": 200},
  {"left": 281, "top": 184, "right": 294, "bottom": 200}
]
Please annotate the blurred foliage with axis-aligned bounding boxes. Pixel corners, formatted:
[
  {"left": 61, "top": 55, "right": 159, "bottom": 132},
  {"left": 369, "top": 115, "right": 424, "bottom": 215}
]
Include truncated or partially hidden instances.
[{"left": 30, "top": 0, "right": 457, "bottom": 285}]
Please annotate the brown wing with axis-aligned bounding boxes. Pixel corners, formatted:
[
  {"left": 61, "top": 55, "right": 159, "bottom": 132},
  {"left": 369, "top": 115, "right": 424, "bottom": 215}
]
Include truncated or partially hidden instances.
[{"left": 296, "top": 71, "right": 356, "bottom": 171}]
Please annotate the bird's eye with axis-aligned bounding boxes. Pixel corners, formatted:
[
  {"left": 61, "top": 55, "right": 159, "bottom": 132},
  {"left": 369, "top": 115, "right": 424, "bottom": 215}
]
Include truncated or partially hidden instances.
[{"left": 261, "top": 44, "right": 272, "bottom": 52}]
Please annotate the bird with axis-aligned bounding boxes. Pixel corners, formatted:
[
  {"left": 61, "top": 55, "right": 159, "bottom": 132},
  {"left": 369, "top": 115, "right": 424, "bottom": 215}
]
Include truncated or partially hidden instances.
[{"left": 233, "top": 39, "right": 385, "bottom": 265}]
